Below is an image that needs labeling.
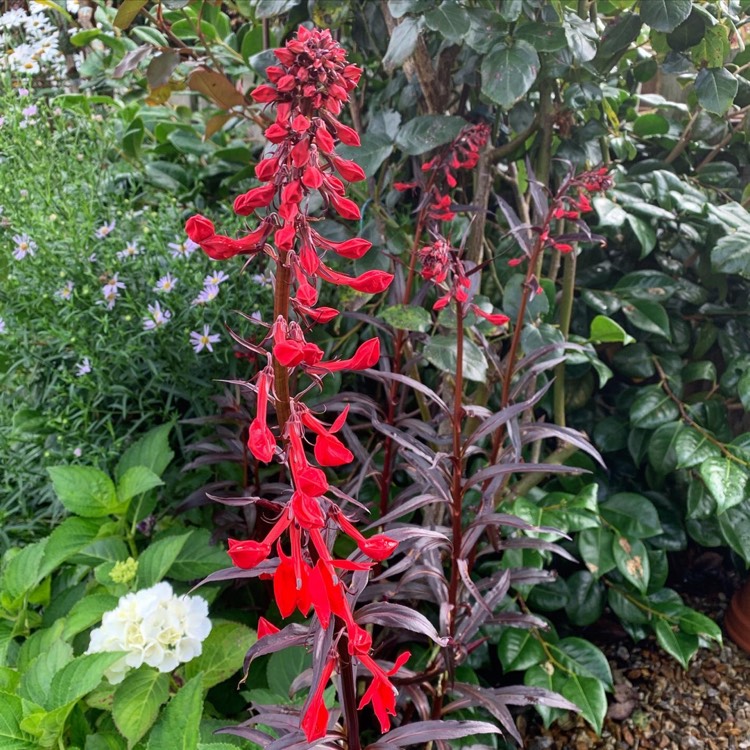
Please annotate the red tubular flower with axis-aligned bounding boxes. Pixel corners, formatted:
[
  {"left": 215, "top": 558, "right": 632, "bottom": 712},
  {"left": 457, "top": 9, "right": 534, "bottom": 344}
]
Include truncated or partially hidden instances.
[
  {"left": 358, "top": 652, "right": 411, "bottom": 733},
  {"left": 310, "top": 337, "right": 380, "bottom": 373},
  {"left": 257, "top": 617, "right": 280, "bottom": 639},
  {"left": 314, "top": 432, "right": 353, "bottom": 466},
  {"left": 472, "top": 306, "right": 510, "bottom": 326},
  {"left": 255, "top": 157, "right": 279, "bottom": 181},
  {"left": 329, "top": 192, "right": 361, "bottom": 220},
  {"left": 274, "top": 547, "right": 312, "bottom": 618},
  {"left": 358, "top": 534, "right": 399, "bottom": 562},
  {"left": 325, "top": 237, "right": 372, "bottom": 259},
  {"left": 227, "top": 539, "right": 272, "bottom": 568},
  {"left": 300, "top": 656, "right": 335, "bottom": 741},
  {"left": 318, "top": 266, "right": 393, "bottom": 294},
  {"left": 291, "top": 490, "right": 326, "bottom": 529},
  {"left": 247, "top": 372, "right": 276, "bottom": 462},
  {"left": 185, "top": 214, "right": 215, "bottom": 242},
  {"left": 251, "top": 84, "right": 278, "bottom": 103},
  {"left": 553, "top": 241, "right": 574, "bottom": 253}
]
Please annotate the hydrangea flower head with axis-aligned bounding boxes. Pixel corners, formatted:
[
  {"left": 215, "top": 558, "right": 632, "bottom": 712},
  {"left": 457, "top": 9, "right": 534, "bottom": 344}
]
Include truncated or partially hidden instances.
[{"left": 86, "top": 582, "right": 212, "bottom": 684}]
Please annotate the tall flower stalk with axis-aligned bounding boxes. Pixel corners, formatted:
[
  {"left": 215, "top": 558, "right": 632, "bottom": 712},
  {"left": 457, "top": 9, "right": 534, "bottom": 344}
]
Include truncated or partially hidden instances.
[{"left": 186, "top": 27, "right": 404, "bottom": 743}]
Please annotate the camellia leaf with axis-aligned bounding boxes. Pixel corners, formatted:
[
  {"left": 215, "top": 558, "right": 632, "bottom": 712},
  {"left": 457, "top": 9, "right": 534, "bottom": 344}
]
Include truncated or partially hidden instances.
[
  {"left": 621, "top": 299, "right": 670, "bottom": 338},
  {"left": 629, "top": 386, "right": 679, "bottom": 430},
  {"left": 481, "top": 40, "right": 540, "bottom": 108},
  {"left": 577, "top": 527, "right": 617, "bottom": 578},
  {"left": 699, "top": 457, "right": 748, "bottom": 514},
  {"left": 639, "top": 0, "right": 691, "bottom": 33},
  {"left": 497, "top": 628, "right": 545, "bottom": 672},
  {"left": 424, "top": 0, "right": 470, "bottom": 42},
  {"left": 561, "top": 674, "right": 607, "bottom": 734},
  {"left": 423, "top": 335, "right": 488, "bottom": 383},
  {"left": 565, "top": 571, "right": 605, "bottom": 627},
  {"left": 114, "top": 0, "right": 149, "bottom": 29},
  {"left": 599, "top": 493, "right": 663, "bottom": 538},
  {"left": 612, "top": 536, "right": 650, "bottom": 594},
  {"left": 113, "top": 667, "right": 169, "bottom": 748},
  {"left": 694, "top": 67, "right": 738, "bottom": 115},
  {"left": 395, "top": 115, "right": 466, "bottom": 155},
  {"left": 383, "top": 17, "right": 422, "bottom": 70},
  {"left": 588, "top": 315, "right": 635, "bottom": 345},
  {"left": 654, "top": 620, "right": 699, "bottom": 669},
  {"left": 711, "top": 230, "right": 750, "bottom": 279}
]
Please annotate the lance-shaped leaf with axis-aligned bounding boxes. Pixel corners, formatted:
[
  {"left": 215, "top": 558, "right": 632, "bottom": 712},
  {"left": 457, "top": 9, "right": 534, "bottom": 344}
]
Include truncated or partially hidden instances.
[
  {"left": 374, "top": 720, "right": 502, "bottom": 746},
  {"left": 241, "top": 624, "right": 310, "bottom": 683},
  {"left": 355, "top": 602, "right": 449, "bottom": 646}
]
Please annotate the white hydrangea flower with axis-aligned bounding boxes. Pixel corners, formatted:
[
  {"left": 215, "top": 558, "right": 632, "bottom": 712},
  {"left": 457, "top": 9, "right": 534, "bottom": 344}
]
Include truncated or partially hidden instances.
[{"left": 86, "top": 582, "right": 212, "bottom": 684}]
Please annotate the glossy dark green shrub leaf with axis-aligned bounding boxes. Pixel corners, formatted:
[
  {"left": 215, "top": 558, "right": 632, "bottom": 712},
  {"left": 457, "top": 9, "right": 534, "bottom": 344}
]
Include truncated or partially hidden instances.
[
  {"left": 481, "top": 40, "right": 540, "bottom": 108},
  {"left": 639, "top": 0, "right": 691, "bottom": 32},
  {"left": 578, "top": 528, "right": 617, "bottom": 578},
  {"left": 395, "top": 115, "right": 466, "bottom": 156},
  {"left": 699, "top": 457, "right": 748, "bottom": 514},
  {"left": 612, "top": 536, "right": 650, "bottom": 593},
  {"left": 599, "top": 493, "right": 663, "bottom": 538},
  {"left": 654, "top": 620, "right": 699, "bottom": 669},
  {"left": 694, "top": 67, "right": 738, "bottom": 115},
  {"left": 565, "top": 571, "right": 605, "bottom": 627},
  {"left": 629, "top": 386, "right": 679, "bottom": 429},
  {"left": 497, "top": 628, "right": 545, "bottom": 672}
]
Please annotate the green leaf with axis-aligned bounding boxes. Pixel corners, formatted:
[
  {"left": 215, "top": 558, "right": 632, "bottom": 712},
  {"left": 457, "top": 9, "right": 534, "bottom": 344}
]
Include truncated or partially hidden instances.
[
  {"left": 699, "top": 457, "right": 748, "bottom": 514},
  {"left": 465, "top": 8, "right": 503, "bottom": 53},
  {"left": 253, "top": 0, "right": 300, "bottom": 19},
  {"left": 61, "top": 594, "right": 118, "bottom": 640},
  {"left": 578, "top": 528, "right": 617, "bottom": 578},
  {"left": 424, "top": 1, "right": 469, "bottom": 42},
  {"left": 524, "top": 666, "right": 567, "bottom": 729},
  {"left": 168, "top": 529, "right": 229, "bottom": 581},
  {"left": 395, "top": 115, "right": 466, "bottom": 156},
  {"left": 739, "top": 370, "right": 750, "bottom": 411},
  {"left": 481, "top": 40, "right": 540, "bottom": 108},
  {"left": 116, "top": 467, "right": 164, "bottom": 505},
  {"left": 599, "top": 493, "right": 663, "bottom": 538},
  {"left": 136, "top": 533, "right": 192, "bottom": 588},
  {"left": 70, "top": 29, "right": 102, "bottom": 46},
  {"left": 612, "top": 536, "right": 650, "bottom": 594},
  {"left": 49, "top": 652, "right": 127, "bottom": 709},
  {"left": 47, "top": 466, "right": 121, "bottom": 518},
  {"left": 515, "top": 22, "right": 567, "bottom": 52},
  {"left": 611, "top": 342, "right": 655, "bottom": 378},
  {"left": 113, "top": 667, "right": 170, "bottom": 748},
  {"left": 629, "top": 386, "right": 680, "bottom": 429},
  {"left": 647, "top": 422, "right": 683, "bottom": 474},
  {"left": 654, "top": 620, "right": 699, "bottom": 669},
  {"left": 383, "top": 17, "right": 421, "bottom": 70},
  {"left": 497, "top": 629, "right": 545, "bottom": 672},
  {"left": 114, "top": 0, "right": 148, "bottom": 29},
  {"left": 613, "top": 271, "right": 679, "bottom": 302},
  {"left": 185, "top": 621, "right": 256, "bottom": 689},
  {"left": 711, "top": 230, "right": 750, "bottom": 279},
  {"left": 565, "top": 571, "right": 605, "bottom": 627},
  {"left": 0, "top": 691, "right": 38, "bottom": 749},
  {"left": 718, "top": 505, "right": 750, "bottom": 563},
  {"left": 2, "top": 540, "right": 48, "bottom": 602},
  {"left": 381, "top": 305, "right": 432, "bottom": 332},
  {"left": 588, "top": 315, "right": 635, "bottom": 345},
  {"left": 639, "top": 0, "right": 691, "bottom": 32},
  {"left": 694, "top": 67, "right": 738, "bottom": 115},
  {"left": 555, "top": 637, "right": 613, "bottom": 689},
  {"left": 145, "top": 162, "right": 191, "bottom": 192},
  {"left": 423, "top": 335, "right": 488, "bottom": 383},
  {"left": 622, "top": 300, "right": 670, "bottom": 338},
  {"left": 632, "top": 113, "right": 670, "bottom": 137},
  {"left": 678, "top": 609, "right": 722, "bottom": 643},
  {"left": 608, "top": 588, "right": 650, "bottom": 625},
  {"left": 267, "top": 647, "right": 308, "bottom": 699},
  {"left": 561, "top": 675, "right": 607, "bottom": 734},
  {"left": 19, "top": 641, "right": 74, "bottom": 707},
  {"left": 675, "top": 427, "right": 720, "bottom": 469},
  {"left": 147, "top": 674, "right": 203, "bottom": 750}
]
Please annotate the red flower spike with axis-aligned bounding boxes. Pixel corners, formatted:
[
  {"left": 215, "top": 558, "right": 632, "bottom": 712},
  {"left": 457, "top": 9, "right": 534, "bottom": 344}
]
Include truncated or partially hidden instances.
[
  {"left": 257, "top": 617, "right": 280, "bottom": 639},
  {"left": 185, "top": 215, "right": 215, "bottom": 243},
  {"left": 227, "top": 539, "right": 272, "bottom": 569},
  {"left": 357, "top": 652, "right": 411, "bottom": 733},
  {"left": 358, "top": 534, "right": 399, "bottom": 561}
]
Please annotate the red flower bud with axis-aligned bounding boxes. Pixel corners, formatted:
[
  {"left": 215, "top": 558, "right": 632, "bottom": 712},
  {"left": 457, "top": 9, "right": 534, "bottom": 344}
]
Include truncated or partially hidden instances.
[
  {"left": 234, "top": 184, "right": 276, "bottom": 216},
  {"left": 315, "top": 125, "right": 335, "bottom": 153},
  {"left": 185, "top": 215, "right": 215, "bottom": 243},
  {"left": 291, "top": 138, "right": 310, "bottom": 167},
  {"left": 255, "top": 157, "right": 279, "bottom": 182},
  {"left": 277, "top": 74, "right": 296, "bottom": 92},
  {"left": 314, "top": 432, "right": 353, "bottom": 466},
  {"left": 251, "top": 84, "right": 278, "bottom": 103},
  {"left": 328, "top": 237, "right": 372, "bottom": 259},
  {"left": 358, "top": 534, "right": 398, "bottom": 562},
  {"left": 297, "top": 466, "right": 329, "bottom": 496},
  {"left": 247, "top": 418, "right": 276, "bottom": 462},
  {"left": 302, "top": 166, "right": 323, "bottom": 189},
  {"left": 332, "top": 155, "right": 366, "bottom": 182},
  {"left": 274, "top": 223, "right": 297, "bottom": 251},
  {"left": 273, "top": 339, "right": 305, "bottom": 367},
  {"left": 472, "top": 305, "right": 510, "bottom": 326},
  {"left": 334, "top": 121, "right": 360, "bottom": 146},
  {"left": 329, "top": 193, "right": 361, "bottom": 221},
  {"left": 291, "top": 490, "right": 326, "bottom": 529},
  {"left": 291, "top": 114, "right": 311, "bottom": 132},
  {"left": 265, "top": 122, "right": 289, "bottom": 143},
  {"left": 227, "top": 538, "right": 271, "bottom": 569}
]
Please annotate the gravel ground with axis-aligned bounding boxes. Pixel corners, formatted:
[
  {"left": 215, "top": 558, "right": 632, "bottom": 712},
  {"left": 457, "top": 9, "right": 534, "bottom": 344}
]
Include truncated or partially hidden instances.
[{"left": 519, "top": 585, "right": 750, "bottom": 749}]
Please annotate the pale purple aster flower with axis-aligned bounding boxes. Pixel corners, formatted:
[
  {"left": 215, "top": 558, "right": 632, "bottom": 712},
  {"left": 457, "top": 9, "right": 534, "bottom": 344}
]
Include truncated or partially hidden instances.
[
  {"left": 12, "top": 233, "right": 36, "bottom": 260},
  {"left": 88, "top": 253, "right": 97, "bottom": 263},
  {"left": 191, "top": 284, "right": 219, "bottom": 306},
  {"left": 55, "top": 281, "right": 74, "bottom": 300},
  {"left": 250, "top": 310, "right": 263, "bottom": 323},
  {"left": 142, "top": 301, "right": 171, "bottom": 330},
  {"left": 22, "top": 104, "right": 37, "bottom": 118},
  {"left": 73, "top": 447, "right": 82, "bottom": 457},
  {"left": 95, "top": 220, "right": 116, "bottom": 239},
  {"left": 99, "top": 286, "right": 120, "bottom": 310},
  {"left": 168, "top": 237, "right": 198, "bottom": 259},
  {"left": 0, "top": 117, "right": 5, "bottom": 129},
  {"left": 0, "top": 318, "right": 6, "bottom": 334},
  {"left": 116, "top": 241, "right": 139, "bottom": 260},
  {"left": 251, "top": 272, "right": 272, "bottom": 285},
  {"left": 204, "top": 270, "right": 229, "bottom": 286},
  {"left": 153, "top": 273, "right": 177, "bottom": 293},
  {"left": 17, "top": 88, "right": 29, "bottom": 97},
  {"left": 104, "top": 273, "right": 126, "bottom": 290},
  {"left": 75, "top": 357, "right": 91, "bottom": 377},
  {"left": 190, "top": 325, "right": 220, "bottom": 353}
]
